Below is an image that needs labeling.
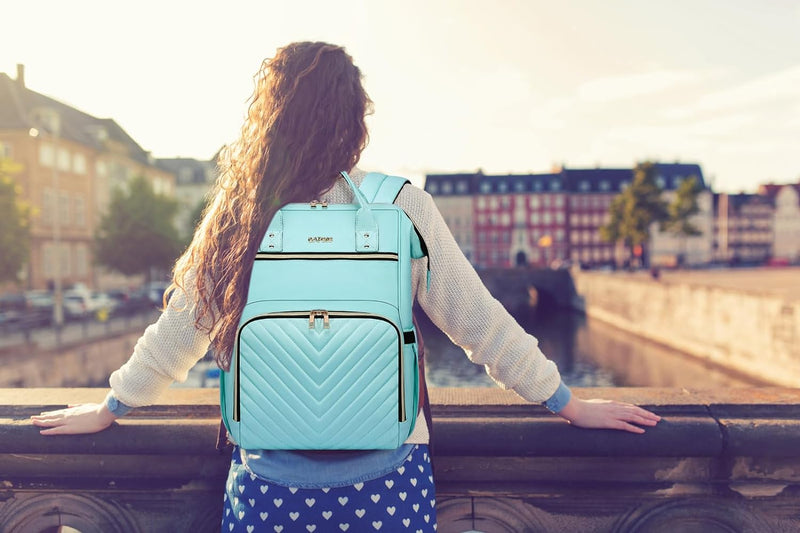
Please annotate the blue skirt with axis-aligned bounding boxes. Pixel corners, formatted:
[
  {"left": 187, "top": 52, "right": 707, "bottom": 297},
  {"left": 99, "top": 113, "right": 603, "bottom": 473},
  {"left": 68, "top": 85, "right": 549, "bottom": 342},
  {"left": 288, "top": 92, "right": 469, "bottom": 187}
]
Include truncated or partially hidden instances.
[{"left": 222, "top": 444, "right": 437, "bottom": 532}]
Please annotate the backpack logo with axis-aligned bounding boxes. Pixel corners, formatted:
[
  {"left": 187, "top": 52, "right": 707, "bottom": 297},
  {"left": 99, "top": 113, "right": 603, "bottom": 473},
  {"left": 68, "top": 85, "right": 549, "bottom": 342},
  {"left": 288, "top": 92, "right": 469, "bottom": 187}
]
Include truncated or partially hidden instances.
[{"left": 308, "top": 236, "right": 333, "bottom": 243}]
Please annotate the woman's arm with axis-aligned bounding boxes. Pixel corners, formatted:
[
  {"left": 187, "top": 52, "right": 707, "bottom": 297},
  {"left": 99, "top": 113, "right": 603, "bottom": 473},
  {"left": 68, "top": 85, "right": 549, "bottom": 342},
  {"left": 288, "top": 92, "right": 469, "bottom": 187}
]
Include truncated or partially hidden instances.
[
  {"left": 398, "top": 187, "right": 660, "bottom": 433},
  {"left": 32, "top": 275, "right": 213, "bottom": 435}
]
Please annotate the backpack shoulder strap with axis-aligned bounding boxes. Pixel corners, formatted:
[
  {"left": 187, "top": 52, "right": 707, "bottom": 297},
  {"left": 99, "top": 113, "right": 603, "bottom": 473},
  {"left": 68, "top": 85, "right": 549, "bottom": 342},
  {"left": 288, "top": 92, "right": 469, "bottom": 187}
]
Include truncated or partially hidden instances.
[{"left": 359, "top": 172, "right": 409, "bottom": 204}]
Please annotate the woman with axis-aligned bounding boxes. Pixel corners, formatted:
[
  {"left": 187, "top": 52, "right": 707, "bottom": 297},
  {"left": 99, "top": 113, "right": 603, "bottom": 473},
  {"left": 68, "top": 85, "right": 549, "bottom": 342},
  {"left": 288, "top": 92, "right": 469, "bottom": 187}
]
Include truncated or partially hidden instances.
[{"left": 31, "top": 42, "right": 660, "bottom": 532}]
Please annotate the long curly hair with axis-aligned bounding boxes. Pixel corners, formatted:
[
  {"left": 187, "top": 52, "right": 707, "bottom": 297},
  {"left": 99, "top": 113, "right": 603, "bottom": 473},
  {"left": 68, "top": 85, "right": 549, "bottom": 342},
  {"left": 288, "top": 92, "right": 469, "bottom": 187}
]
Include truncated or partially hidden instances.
[{"left": 169, "top": 42, "right": 372, "bottom": 369}]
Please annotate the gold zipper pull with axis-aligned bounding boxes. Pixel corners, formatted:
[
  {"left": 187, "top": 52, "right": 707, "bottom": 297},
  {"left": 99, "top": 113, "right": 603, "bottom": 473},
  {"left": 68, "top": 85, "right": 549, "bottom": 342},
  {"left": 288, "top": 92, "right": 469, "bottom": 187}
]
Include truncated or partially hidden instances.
[
  {"left": 308, "top": 310, "right": 330, "bottom": 329},
  {"left": 310, "top": 200, "right": 318, "bottom": 208}
]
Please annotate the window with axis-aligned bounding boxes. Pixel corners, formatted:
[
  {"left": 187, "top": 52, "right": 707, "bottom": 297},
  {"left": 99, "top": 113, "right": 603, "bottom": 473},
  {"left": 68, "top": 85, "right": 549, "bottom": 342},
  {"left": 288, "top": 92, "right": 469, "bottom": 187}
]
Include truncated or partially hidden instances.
[
  {"left": 554, "top": 195, "right": 564, "bottom": 208},
  {"left": 542, "top": 195, "right": 551, "bottom": 208},
  {"left": 489, "top": 198, "right": 498, "bottom": 210},
  {"left": 529, "top": 196, "right": 540, "bottom": 209},
  {"left": 550, "top": 180, "right": 561, "bottom": 191},
  {"left": 59, "top": 193, "right": 70, "bottom": 226},
  {"left": 456, "top": 181, "right": 468, "bottom": 194},
  {"left": 514, "top": 181, "right": 525, "bottom": 192},
  {"left": 530, "top": 212, "right": 540, "bottom": 224},
  {"left": 477, "top": 197, "right": 486, "bottom": 209},
  {"left": 480, "top": 182, "right": 491, "bottom": 193},
  {"left": 0, "top": 141, "right": 11, "bottom": 158},
  {"left": 500, "top": 196, "right": 510, "bottom": 209},
  {"left": 39, "top": 143, "right": 55, "bottom": 167},
  {"left": 73, "top": 153, "right": 87, "bottom": 175},
  {"left": 533, "top": 181, "right": 543, "bottom": 192},
  {"left": 501, "top": 213, "right": 510, "bottom": 225},
  {"left": 57, "top": 147, "right": 70, "bottom": 171},
  {"left": 74, "top": 197, "right": 85, "bottom": 227},
  {"left": 570, "top": 196, "right": 579, "bottom": 208},
  {"left": 427, "top": 182, "right": 438, "bottom": 194},
  {"left": 656, "top": 175, "right": 666, "bottom": 189},
  {"left": 543, "top": 213, "right": 552, "bottom": 225},
  {"left": 96, "top": 160, "right": 107, "bottom": 177},
  {"left": 441, "top": 181, "right": 453, "bottom": 194},
  {"left": 556, "top": 212, "right": 565, "bottom": 224},
  {"left": 579, "top": 180, "right": 590, "bottom": 192},
  {"left": 673, "top": 175, "right": 683, "bottom": 188},
  {"left": 497, "top": 181, "right": 508, "bottom": 193},
  {"left": 555, "top": 229, "right": 564, "bottom": 242},
  {"left": 620, "top": 181, "right": 630, "bottom": 190},
  {"left": 599, "top": 180, "right": 610, "bottom": 191}
]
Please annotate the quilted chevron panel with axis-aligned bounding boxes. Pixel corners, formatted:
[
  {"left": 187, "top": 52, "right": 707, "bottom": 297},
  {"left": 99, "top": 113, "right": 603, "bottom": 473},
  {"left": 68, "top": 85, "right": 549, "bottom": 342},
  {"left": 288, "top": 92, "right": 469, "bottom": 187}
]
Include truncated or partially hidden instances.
[{"left": 238, "top": 316, "right": 402, "bottom": 449}]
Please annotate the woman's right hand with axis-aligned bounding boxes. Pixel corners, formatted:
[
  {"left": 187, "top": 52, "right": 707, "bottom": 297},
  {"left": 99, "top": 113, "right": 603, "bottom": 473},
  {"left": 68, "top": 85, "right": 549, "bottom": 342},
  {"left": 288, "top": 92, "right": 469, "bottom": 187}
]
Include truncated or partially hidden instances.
[
  {"left": 30, "top": 403, "right": 117, "bottom": 435},
  {"left": 556, "top": 397, "right": 661, "bottom": 434}
]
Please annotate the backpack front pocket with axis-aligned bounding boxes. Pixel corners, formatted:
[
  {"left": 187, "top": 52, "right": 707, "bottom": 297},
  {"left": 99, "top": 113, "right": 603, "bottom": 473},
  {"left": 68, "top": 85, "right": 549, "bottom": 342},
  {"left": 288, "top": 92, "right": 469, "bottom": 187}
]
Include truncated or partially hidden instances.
[{"left": 235, "top": 311, "right": 405, "bottom": 450}]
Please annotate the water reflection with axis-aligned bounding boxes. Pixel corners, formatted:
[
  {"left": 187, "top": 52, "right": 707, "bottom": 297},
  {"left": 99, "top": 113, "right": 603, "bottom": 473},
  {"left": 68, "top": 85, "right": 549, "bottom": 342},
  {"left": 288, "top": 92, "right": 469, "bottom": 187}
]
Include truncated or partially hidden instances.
[{"left": 417, "top": 304, "right": 764, "bottom": 389}]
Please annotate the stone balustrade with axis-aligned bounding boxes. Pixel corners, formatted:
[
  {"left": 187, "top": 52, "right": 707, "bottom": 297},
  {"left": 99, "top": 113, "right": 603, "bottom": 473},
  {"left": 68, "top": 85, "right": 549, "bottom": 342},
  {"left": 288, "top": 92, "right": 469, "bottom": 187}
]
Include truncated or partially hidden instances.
[{"left": 2, "top": 387, "right": 800, "bottom": 532}]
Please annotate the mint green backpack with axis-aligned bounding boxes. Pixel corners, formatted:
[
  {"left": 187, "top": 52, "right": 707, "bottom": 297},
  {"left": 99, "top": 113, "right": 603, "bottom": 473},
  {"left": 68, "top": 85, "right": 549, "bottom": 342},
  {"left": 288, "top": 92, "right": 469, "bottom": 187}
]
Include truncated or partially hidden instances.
[{"left": 220, "top": 172, "right": 429, "bottom": 450}]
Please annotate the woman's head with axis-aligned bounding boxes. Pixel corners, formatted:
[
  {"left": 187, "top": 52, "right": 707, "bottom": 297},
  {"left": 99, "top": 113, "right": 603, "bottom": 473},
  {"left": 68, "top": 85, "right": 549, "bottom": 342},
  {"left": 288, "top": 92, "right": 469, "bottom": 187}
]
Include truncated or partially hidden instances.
[{"left": 172, "top": 42, "right": 372, "bottom": 367}]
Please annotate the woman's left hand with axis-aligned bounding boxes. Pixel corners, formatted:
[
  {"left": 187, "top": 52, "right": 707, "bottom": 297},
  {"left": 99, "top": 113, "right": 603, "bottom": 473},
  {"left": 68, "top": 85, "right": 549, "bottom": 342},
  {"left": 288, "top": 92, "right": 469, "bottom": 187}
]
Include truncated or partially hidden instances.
[{"left": 30, "top": 403, "right": 117, "bottom": 435}]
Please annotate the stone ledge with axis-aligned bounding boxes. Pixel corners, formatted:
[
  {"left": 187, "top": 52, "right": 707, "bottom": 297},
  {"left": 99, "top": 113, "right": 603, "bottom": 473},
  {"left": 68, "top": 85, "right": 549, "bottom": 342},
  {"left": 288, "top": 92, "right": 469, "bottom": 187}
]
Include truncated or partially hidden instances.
[{"left": 3, "top": 387, "right": 800, "bottom": 532}]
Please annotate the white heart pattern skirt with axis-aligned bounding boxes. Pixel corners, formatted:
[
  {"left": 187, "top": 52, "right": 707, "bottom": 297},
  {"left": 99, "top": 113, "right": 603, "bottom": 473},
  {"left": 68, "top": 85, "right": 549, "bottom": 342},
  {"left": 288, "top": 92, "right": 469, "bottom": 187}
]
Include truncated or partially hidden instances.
[{"left": 222, "top": 444, "right": 437, "bottom": 532}]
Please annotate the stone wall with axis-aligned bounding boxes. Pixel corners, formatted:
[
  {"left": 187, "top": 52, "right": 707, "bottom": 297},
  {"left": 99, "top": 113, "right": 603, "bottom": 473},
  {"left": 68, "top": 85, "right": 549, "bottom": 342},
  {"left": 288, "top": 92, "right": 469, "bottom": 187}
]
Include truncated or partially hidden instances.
[
  {"left": 0, "top": 331, "right": 142, "bottom": 387},
  {"left": 3, "top": 387, "right": 800, "bottom": 532},
  {"left": 573, "top": 271, "right": 800, "bottom": 386}
]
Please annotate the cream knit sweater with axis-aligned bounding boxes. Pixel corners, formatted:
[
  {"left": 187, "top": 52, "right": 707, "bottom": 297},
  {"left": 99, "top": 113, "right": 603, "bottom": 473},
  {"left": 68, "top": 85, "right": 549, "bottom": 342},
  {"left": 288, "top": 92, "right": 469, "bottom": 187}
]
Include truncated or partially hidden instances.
[{"left": 109, "top": 168, "right": 563, "bottom": 444}]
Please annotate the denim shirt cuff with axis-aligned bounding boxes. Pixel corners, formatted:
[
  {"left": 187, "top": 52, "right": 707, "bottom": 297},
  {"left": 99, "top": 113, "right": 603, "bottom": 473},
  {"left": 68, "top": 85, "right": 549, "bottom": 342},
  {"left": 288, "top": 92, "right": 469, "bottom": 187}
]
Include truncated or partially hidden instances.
[
  {"left": 104, "top": 391, "right": 134, "bottom": 417},
  {"left": 542, "top": 381, "right": 572, "bottom": 414}
]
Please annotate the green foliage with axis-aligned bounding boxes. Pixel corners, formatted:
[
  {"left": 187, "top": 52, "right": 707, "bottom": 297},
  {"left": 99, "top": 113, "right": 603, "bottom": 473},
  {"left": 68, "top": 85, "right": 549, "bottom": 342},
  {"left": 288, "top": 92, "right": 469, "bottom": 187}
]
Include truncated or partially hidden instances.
[
  {"left": 95, "top": 175, "right": 183, "bottom": 281},
  {"left": 664, "top": 175, "right": 703, "bottom": 238},
  {"left": 600, "top": 162, "right": 669, "bottom": 259},
  {"left": 0, "top": 159, "right": 31, "bottom": 283}
]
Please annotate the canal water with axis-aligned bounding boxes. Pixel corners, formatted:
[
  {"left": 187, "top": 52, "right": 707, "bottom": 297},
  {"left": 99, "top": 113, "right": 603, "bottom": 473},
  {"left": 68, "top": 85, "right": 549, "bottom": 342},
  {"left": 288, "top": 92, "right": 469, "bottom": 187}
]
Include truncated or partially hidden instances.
[
  {"left": 416, "top": 304, "right": 765, "bottom": 390},
  {"left": 177, "top": 302, "right": 765, "bottom": 390}
]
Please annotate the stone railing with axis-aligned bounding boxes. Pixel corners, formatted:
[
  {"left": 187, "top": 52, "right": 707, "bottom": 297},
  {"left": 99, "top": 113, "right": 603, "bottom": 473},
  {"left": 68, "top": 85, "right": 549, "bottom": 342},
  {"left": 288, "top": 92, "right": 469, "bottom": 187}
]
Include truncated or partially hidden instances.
[{"left": 2, "top": 387, "right": 800, "bottom": 532}]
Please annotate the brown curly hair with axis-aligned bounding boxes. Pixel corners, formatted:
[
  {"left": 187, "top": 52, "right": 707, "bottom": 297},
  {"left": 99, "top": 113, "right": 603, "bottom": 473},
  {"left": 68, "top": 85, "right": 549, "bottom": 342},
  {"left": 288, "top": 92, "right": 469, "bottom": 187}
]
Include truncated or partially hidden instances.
[{"left": 169, "top": 42, "right": 372, "bottom": 369}]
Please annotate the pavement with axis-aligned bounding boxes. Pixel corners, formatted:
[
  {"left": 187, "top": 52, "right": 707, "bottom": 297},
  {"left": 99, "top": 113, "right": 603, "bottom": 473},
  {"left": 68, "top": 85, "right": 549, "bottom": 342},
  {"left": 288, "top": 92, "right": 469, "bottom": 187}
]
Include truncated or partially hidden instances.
[{"left": 617, "top": 266, "right": 800, "bottom": 301}]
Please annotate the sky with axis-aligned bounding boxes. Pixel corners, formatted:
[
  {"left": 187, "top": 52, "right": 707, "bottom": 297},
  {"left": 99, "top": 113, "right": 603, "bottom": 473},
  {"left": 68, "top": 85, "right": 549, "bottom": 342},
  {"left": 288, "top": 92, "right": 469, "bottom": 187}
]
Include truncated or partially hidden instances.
[{"left": 2, "top": 0, "right": 799, "bottom": 192}]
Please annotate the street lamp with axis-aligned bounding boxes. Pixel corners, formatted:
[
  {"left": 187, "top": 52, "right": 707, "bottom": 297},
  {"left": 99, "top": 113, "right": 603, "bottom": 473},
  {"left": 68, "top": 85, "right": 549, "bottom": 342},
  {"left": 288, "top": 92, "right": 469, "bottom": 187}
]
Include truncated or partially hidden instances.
[{"left": 29, "top": 111, "right": 64, "bottom": 331}]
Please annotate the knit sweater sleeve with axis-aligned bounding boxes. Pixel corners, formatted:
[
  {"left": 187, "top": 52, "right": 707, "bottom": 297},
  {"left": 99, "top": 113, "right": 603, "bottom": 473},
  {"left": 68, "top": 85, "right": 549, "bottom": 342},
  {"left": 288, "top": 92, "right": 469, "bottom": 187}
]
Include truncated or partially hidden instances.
[
  {"left": 108, "top": 276, "right": 212, "bottom": 407},
  {"left": 396, "top": 185, "right": 562, "bottom": 403}
]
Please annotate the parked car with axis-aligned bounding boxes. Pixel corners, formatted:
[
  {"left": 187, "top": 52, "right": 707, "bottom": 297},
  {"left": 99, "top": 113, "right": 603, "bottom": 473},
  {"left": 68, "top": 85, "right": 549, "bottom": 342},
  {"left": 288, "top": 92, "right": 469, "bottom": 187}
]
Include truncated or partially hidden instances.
[
  {"left": 0, "top": 291, "right": 54, "bottom": 328},
  {"left": 145, "top": 281, "right": 171, "bottom": 306},
  {"left": 63, "top": 291, "right": 92, "bottom": 320},
  {"left": 106, "top": 288, "right": 152, "bottom": 316}
]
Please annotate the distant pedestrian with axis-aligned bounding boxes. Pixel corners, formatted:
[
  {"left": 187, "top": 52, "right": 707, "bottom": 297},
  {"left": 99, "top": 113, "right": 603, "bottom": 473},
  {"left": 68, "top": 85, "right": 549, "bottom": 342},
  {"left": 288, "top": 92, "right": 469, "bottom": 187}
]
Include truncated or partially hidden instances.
[{"left": 32, "top": 41, "right": 661, "bottom": 532}]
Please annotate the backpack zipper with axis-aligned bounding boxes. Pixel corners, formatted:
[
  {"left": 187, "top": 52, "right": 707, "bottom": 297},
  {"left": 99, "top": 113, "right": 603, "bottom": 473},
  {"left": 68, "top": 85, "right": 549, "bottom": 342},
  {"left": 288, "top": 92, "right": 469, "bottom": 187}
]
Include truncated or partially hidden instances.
[
  {"left": 234, "top": 311, "right": 406, "bottom": 424},
  {"left": 255, "top": 252, "right": 398, "bottom": 260}
]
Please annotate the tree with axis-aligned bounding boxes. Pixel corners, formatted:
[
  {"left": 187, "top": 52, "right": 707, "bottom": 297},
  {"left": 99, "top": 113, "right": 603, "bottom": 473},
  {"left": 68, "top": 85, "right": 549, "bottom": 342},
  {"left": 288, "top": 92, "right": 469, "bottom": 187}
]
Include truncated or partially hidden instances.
[
  {"left": 600, "top": 162, "right": 668, "bottom": 267},
  {"left": 663, "top": 176, "right": 703, "bottom": 266},
  {"left": 95, "top": 175, "right": 183, "bottom": 283},
  {"left": 0, "top": 159, "right": 31, "bottom": 284}
]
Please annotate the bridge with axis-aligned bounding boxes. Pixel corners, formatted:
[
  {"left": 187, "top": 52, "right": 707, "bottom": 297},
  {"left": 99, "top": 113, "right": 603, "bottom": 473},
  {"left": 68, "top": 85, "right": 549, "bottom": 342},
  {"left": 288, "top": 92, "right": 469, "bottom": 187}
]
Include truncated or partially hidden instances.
[{"left": 2, "top": 387, "right": 800, "bottom": 532}]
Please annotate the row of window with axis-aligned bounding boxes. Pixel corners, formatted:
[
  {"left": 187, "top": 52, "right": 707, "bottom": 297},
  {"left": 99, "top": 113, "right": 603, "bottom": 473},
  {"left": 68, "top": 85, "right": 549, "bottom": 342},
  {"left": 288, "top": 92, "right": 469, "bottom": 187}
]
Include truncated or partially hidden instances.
[
  {"left": 476, "top": 229, "right": 568, "bottom": 244},
  {"left": 42, "top": 242, "right": 90, "bottom": 279},
  {"left": 41, "top": 189, "right": 86, "bottom": 228},
  {"left": 476, "top": 195, "right": 566, "bottom": 210},
  {"left": 39, "top": 143, "right": 88, "bottom": 174},
  {"left": 429, "top": 178, "right": 638, "bottom": 196},
  {"left": 38, "top": 145, "right": 173, "bottom": 196}
]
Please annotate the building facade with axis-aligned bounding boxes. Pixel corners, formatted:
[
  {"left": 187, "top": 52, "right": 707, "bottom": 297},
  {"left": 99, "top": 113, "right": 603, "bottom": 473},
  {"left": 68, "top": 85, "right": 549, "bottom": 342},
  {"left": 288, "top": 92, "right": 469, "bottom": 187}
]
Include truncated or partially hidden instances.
[
  {"left": 425, "top": 163, "right": 711, "bottom": 269},
  {"left": 0, "top": 65, "right": 176, "bottom": 291},
  {"left": 712, "top": 193, "right": 774, "bottom": 264},
  {"left": 157, "top": 157, "right": 219, "bottom": 239},
  {"left": 760, "top": 183, "right": 800, "bottom": 263}
]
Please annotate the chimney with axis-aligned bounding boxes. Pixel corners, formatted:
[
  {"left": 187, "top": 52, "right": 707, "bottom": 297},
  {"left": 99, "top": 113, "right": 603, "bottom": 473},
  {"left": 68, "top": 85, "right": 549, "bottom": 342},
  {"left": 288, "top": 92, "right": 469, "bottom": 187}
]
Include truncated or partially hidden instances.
[{"left": 16, "top": 64, "right": 25, "bottom": 87}]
